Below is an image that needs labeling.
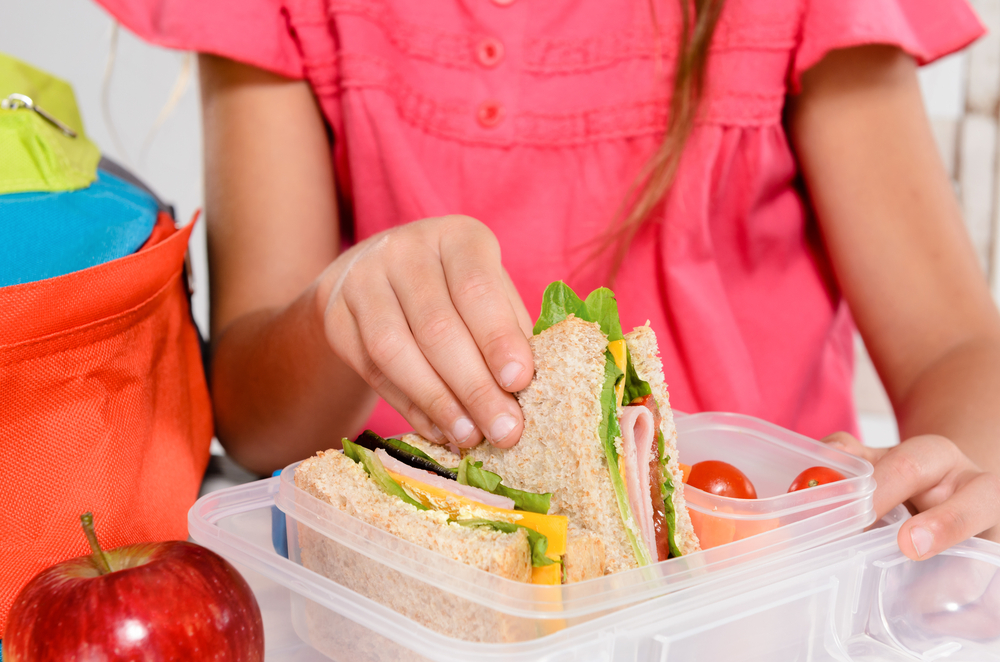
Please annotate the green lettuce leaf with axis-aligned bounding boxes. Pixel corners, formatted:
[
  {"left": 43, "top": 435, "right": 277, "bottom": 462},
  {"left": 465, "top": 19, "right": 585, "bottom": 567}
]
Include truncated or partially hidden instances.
[
  {"left": 658, "top": 430, "right": 683, "bottom": 559},
  {"left": 342, "top": 438, "right": 429, "bottom": 511},
  {"left": 622, "top": 349, "right": 652, "bottom": 405},
  {"left": 457, "top": 457, "right": 553, "bottom": 514},
  {"left": 662, "top": 473, "right": 681, "bottom": 559},
  {"left": 456, "top": 519, "right": 557, "bottom": 567},
  {"left": 533, "top": 281, "right": 588, "bottom": 335},
  {"left": 583, "top": 288, "right": 624, "bottom": 342},
  {"left": 382, "top": 436, "right": 435, "bottom": 463},
  {"left": 533, "top": 281, "right": 626, "bottom": 342},
  {"left": 493, "top": 484, "right": 552, "bottom": 515},
  {"left": 457, "top": 456, "right": 501, "bottom": 491}
]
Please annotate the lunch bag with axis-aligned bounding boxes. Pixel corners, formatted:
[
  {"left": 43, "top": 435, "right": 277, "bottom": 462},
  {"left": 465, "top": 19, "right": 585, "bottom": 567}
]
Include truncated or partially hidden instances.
[{"left": 0, "top": 54, "right": 212, "bottom": 631}]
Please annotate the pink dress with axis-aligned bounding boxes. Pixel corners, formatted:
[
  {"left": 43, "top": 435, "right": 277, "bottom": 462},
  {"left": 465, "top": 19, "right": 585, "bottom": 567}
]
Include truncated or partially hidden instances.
[{"left": 97, "top": 0, "right": 982, "bottom": 441}]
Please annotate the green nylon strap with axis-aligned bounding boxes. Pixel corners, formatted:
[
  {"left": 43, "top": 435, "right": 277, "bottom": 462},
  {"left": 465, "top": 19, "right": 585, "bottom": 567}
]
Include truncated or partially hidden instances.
[{"left": 0, "top": 52, "right": 99, "bottom": 194}]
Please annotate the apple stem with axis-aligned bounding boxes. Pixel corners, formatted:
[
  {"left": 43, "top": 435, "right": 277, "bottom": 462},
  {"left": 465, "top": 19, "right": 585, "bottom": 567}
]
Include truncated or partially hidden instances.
[{"left": 81, "top": 512, "right": 113, "bottom": 575}]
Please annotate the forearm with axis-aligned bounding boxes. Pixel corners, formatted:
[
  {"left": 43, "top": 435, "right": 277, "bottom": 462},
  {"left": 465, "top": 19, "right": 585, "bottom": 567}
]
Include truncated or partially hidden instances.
[
  {"left": 211, "top": 282, "right": 377, "bottom": 475},
  {"left": 199, "top": 54, "right": 366, "bottom": 473},
  {"left": 788, "top": 45, "right": 1000, "bottom": 476},
  {"left": 894, "top": 336, "right": 1000, "bottom": 479}
]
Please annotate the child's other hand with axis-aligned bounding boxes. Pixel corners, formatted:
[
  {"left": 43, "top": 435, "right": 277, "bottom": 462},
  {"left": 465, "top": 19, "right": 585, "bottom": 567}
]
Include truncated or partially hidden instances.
[
  {"left": 315, "top": 215, "right": 534, "bottom": 450},
  {"left": 824, "top": 432, "right": 1000, "bottom": 559}
]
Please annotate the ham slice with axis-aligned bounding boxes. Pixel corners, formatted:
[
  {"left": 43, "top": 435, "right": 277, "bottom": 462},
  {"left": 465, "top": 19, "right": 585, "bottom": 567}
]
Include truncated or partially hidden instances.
[
  {"left": 620, "top": 405, "right": 659, "bottom": 562},
  {"left": 375, "top": 449, "right": 516, "bottom": 510}
]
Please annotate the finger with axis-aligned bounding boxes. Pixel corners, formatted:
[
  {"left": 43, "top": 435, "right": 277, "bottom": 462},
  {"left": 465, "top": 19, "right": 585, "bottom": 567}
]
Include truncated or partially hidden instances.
[
  {"left": 325, "top": 295, "right": 446, "bottom": 444},
  {"left": 338, "top": 270, "right": 485, "bottom": 448},
  {"left": 822, "top": 431, "right": 887, "bottom": 466},
  {"left": 899, "top": 471, "right": 1000, "bottom": 560},
  {"left": 388, "top": 237, "right": 524, "bottom": 448},
  {"left": 501, "top": 266, "right": 535, "bottom": 340},
  {"left": 440, "top": 217, "right": 535, "bottom": 394},
  {"left": 868, "top": 435, "right": 962, "bottom": 522},
  {"left": 326, "top": 297, "right": 445, "bottom": 444}
]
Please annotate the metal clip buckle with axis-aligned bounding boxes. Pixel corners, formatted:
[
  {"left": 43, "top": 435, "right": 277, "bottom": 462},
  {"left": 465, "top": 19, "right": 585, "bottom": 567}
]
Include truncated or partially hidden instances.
[{"left": 1, "top": 93, "right": 79, "bottom": 138}]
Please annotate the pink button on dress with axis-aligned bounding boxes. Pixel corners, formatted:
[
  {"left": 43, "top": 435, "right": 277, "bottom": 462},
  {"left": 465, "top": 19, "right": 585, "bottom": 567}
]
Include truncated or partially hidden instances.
[{"left": 96, "top": 0, "right": 983, "bottom": 441}]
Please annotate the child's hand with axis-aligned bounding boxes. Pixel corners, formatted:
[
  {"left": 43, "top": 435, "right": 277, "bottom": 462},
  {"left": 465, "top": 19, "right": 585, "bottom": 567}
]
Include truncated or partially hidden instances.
[
  {"left": 824, "top": 432, "right": 1000, "bottom": 559},
  {"left": 315, "top": 215, "right": 534, "bottom": 450}
]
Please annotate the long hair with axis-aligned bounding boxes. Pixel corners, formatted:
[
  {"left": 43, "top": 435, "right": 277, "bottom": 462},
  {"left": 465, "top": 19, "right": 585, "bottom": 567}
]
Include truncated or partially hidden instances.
[{"left": 601, "top": 0, "right": 726, "bottom": 284}]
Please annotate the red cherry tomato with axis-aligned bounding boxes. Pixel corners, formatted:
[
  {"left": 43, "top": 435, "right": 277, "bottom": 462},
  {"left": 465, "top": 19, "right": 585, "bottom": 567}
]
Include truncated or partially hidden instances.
[
  {"left": 787, "top": 466, "right": 846, "bottom": 492},
  {"left": 687, "top": 461, "right": 757, "bottom": 499}
]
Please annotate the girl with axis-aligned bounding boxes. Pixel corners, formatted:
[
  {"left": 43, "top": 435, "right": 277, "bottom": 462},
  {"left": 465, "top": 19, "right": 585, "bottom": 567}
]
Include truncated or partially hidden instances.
[{"left": 99, "top": 0, "right": 1000, "bottom": 560}]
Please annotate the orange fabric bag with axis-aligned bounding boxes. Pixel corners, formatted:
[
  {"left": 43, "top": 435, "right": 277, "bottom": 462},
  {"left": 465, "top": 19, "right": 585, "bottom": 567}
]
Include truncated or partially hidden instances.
[{"left": 0, "top": 212, "right": 213, "bottom": 630}]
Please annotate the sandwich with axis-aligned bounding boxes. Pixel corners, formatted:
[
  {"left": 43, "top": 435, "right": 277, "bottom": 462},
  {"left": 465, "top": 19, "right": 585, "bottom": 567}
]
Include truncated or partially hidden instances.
[
  {"left": 466, "top": 281, "right": 700, "bottom": 572},
  {"left": 295, "top": 429, "right": 574, "bottom": 585},
  {"left": 294, "top": 281, "right": 699, "bottom": 590},
  {"left": 294, "top": 429, "right": 573, "bottom": 647}
]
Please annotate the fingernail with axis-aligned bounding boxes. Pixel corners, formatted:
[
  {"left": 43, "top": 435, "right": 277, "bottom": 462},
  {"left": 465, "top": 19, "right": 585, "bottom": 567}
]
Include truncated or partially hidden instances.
[
  {"left": 827, "top": 440, "right": 847, "bottom": 450},
  {"left": 429, "top": 425, "right": 444, "bottom": 442},
  {"left": 500, "top": 361, "right": 524, "bottom": 389},
  {"left": 489, "top": 414, "right": 517, "bottom": 445},
  {"left": 451, "top": 417, "right": 475, "bottom": 444},
  {"left": 910, "top": 526, "right": 934, "bottom": 559}
]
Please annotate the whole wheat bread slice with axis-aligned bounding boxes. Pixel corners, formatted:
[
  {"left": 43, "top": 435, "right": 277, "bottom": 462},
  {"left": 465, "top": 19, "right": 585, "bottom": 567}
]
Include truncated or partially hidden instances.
[{"left": 468, "top": 315, "right": 640, "bottom": 574}]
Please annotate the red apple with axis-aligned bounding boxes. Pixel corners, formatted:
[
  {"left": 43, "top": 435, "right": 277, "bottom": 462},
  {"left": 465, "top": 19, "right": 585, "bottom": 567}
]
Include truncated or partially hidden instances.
[{"left": 3, "top": 513, "right": 263, "bottom": 661}]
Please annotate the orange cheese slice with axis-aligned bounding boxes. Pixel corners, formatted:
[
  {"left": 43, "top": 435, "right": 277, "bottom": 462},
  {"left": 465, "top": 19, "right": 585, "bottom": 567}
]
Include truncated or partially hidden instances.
[
  {"left": 679, "top": 463, "right": 692, "bottom": 484},
  {"left": 608, "top": 339, "right": 627, "bottom": 405},
  {"left": 608, "top": 339, "right": 630, "bottom": 487},
  {"left": 386, "top": 470, "right": 568, "bottom": 584},
  {"left": 531, "top": 563, "right": 562, "bottom": 585}
]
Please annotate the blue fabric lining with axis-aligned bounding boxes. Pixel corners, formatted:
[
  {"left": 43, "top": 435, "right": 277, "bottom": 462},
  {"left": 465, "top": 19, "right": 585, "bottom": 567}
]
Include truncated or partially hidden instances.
[{"left": 0, "top": 169, "right": 158, "bottom": 287}]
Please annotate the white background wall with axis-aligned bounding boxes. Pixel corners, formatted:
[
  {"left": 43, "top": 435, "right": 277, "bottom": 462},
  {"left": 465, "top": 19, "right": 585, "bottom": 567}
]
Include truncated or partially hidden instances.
[{"left": 2, "top": 0, "right": 978, "bottom": 450}]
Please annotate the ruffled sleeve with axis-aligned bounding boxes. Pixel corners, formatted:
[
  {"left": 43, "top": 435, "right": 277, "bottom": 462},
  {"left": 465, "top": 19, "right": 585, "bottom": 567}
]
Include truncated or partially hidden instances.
[
  {"left": 791, "top": 0, "right": 984, "bottom": 92},
  {"left": 94, "top": 0, "right": 304, "bottom": 79}
]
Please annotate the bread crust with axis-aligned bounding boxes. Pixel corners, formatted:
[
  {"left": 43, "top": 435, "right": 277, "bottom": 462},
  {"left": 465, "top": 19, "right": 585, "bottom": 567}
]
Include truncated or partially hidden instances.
[
  {"left": 564, "top": 528, "right": 605, "bottom": 583},
  {"left": 625, "top": 324, "right": 701, "bottom": 555}
]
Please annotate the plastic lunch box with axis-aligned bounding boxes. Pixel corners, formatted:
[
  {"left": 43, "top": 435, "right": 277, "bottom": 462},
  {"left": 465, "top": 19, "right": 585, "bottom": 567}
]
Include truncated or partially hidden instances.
[{"left": 187, "top": 413, "right": 1000, "bottom": 661}]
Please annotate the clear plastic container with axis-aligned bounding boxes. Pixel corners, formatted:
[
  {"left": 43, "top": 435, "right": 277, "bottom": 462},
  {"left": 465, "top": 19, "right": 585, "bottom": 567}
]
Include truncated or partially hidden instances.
[
  {"left": 270, "top": 413, "right": 875, "bottom": 646},
  {"left": 189, "top": 480, "right": 1000, "bottom": 662},
  {"left": 676, "top": 413, "right": 875, "bottom": 549}
]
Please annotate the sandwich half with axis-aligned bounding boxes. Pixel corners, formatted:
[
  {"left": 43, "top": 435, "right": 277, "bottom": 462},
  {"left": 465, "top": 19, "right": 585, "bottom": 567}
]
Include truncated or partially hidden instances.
[
  {"left": 295, "top": 431, "right": 567, "bottom": 644},
  {"left": 468, "top": 282, "right": 700, "bottom": 572},
  {"left": 295, "top": 431, "right": 581, "bottom": 585}
]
